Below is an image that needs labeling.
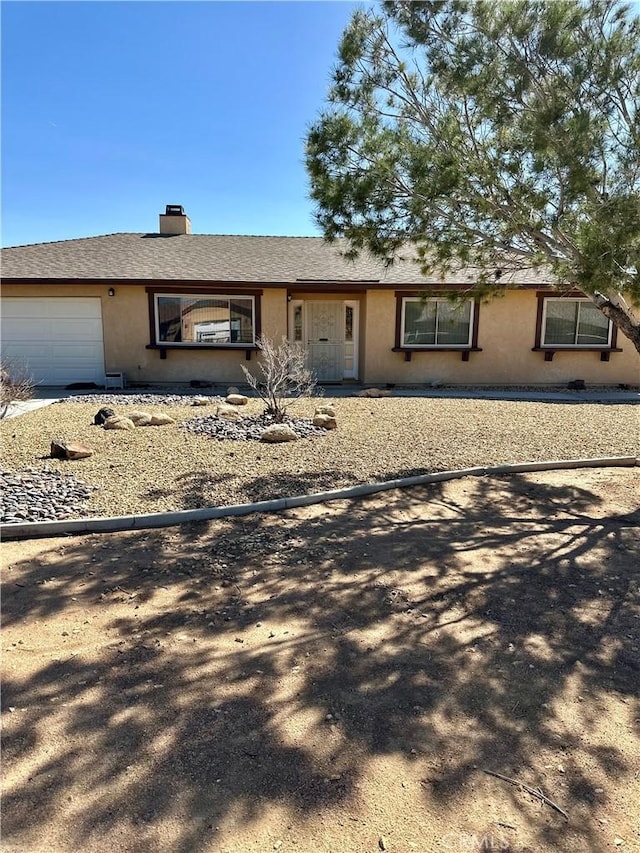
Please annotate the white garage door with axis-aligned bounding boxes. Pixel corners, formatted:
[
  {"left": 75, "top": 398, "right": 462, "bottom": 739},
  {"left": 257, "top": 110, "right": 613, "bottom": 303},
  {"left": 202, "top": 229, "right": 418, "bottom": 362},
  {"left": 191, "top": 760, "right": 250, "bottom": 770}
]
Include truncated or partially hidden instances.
[{"left": 1, "top": 297, "right": 105, "bottom": 387}]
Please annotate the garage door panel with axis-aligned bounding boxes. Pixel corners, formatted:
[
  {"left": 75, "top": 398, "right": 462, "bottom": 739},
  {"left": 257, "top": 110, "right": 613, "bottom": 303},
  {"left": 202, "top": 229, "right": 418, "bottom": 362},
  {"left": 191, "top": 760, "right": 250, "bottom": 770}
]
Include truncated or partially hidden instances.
[
  {"left": 1, "top": 341, "right": 48, "bottom": 364},
  {"left": 3, "top": 319, "right": 104, "bottom": 342},
  {"left": 2, "top": 297, "right": 103, "bottom": 320},
  {"left": 57, "top": 319, "right": 105, "bottom": 340},
  {"left": 51, "top": 342, "right": 105, "bottom": 360},
  {"left": 4, "top": 319, "right": 58, "bottom": 342},
  {"left": 3, "top": 356, "right": 103, "bottom": 384},
  {"left": 1, "top": 297, "right": 105, "bottom": 386}
]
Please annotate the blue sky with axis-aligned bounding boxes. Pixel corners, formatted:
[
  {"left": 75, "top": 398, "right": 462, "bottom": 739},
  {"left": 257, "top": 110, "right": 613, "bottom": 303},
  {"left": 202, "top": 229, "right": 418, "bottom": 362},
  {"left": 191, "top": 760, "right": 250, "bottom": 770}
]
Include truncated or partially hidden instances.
[{"left": 1, "top": 1, "right": 363, "bottom": 246}]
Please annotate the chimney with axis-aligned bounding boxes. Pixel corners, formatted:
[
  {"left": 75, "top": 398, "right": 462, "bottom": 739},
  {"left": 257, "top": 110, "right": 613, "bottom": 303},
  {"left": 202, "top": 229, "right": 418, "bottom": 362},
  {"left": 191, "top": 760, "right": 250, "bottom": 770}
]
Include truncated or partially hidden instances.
[{"left": 159, "top": 204, "right": 191, "bottom": 235}]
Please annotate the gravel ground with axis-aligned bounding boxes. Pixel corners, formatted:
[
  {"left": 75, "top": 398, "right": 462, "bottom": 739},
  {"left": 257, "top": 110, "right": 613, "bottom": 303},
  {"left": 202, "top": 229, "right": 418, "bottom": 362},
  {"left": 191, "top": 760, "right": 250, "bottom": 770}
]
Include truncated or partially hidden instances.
[{"left": 1, "top": 394, "right": 638, "bottom": 522}]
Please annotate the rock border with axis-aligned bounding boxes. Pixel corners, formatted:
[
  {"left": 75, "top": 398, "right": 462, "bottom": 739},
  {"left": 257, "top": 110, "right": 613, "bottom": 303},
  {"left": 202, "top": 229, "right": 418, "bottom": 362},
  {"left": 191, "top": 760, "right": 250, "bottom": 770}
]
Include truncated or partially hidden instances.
[{"left": 1, "top": 456, "right": 637, "bottom": 540}]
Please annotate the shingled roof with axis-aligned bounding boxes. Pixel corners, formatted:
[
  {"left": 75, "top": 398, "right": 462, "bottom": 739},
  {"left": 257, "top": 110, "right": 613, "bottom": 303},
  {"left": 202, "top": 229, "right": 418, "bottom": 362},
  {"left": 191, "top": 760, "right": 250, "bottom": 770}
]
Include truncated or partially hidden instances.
[{"left": 1, "top": 232, "right": 554, "bottom": 286}]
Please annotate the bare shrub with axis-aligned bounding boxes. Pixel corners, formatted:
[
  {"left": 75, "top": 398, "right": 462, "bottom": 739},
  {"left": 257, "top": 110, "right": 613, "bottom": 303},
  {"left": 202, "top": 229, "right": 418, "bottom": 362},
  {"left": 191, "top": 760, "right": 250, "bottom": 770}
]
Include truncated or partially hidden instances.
[
  {"left": 0, "top": 361, "right": 34, "bottom": 419},
  {"left": 241, "top": 336, "right": 320, "bottom": 422}
]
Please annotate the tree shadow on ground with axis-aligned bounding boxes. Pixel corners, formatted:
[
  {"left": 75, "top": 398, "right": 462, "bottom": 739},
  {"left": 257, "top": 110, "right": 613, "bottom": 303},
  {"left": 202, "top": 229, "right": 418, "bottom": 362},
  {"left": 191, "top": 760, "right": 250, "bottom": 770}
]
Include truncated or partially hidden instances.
[
  {"left": 142, "top": 468, "right": 363, "bottom": 509},
  {"left": 2, "top": 471, "right": 638, "bottom": 851}
]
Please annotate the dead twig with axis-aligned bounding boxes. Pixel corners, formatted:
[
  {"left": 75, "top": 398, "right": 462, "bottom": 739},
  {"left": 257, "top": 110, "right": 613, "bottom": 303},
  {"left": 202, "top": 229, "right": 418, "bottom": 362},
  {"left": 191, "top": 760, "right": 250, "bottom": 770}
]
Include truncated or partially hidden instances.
[
  {"left": 480, "top": 768, "right": 569, "bottom": 821},
  {"left": 112, "top": 585, "right": 137, "bottom": 597}
]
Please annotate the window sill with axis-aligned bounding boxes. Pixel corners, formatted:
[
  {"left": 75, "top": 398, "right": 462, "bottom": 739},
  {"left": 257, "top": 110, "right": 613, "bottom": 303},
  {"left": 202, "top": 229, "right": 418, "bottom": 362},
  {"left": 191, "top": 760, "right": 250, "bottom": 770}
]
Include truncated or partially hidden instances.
[
  {"left": 146, "top": 344, "right": 258, "bottom": 360},
  {"left": 532, "top": 347, "right": 622, "bottom": 362},
  {"left": 393, "top": 346, "right": 482, "bottom": 362}
]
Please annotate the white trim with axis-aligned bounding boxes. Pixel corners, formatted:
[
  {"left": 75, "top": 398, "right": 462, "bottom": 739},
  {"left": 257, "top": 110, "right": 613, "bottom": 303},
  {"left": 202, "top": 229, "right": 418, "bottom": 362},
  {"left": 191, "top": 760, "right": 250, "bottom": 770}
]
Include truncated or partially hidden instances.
[{"left": 288, "top": 299, "right": 359, "bottom": 380}]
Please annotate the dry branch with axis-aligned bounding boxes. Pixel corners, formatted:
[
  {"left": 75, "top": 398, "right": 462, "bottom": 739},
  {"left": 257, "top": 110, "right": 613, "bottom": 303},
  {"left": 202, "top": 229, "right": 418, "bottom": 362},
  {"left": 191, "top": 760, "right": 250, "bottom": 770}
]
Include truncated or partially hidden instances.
[{"left": 480, "top": 768, "right": 569, "bottom": 821}]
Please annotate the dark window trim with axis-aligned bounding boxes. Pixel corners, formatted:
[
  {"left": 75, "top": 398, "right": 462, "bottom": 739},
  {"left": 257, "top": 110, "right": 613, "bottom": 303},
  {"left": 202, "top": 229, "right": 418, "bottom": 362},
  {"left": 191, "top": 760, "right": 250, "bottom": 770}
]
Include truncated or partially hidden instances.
[
  {"left": 146, "top": 286, "right": 262, "bottom": 355},
  {"left": 393, "top": 292, "right": 482, "bottom": 360},
  {"left": 145, "top": 344, "right": 258, "bottom": 361},
  {"left": 145, "top": 286, "right": 264, "bottom": 295},
  {"left": 533, "top": 292, "right": 620, "bottom": 360}
]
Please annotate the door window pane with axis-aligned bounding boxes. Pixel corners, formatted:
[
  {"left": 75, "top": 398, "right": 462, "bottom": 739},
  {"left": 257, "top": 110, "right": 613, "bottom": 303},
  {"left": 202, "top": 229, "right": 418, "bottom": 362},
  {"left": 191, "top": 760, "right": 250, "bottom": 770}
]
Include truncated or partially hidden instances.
[
  {"left": 345, "top": 305, "right": 353, "bottom": 341},
  {"left": 293, "top": 305, "right": 302, "bottom": 342}
]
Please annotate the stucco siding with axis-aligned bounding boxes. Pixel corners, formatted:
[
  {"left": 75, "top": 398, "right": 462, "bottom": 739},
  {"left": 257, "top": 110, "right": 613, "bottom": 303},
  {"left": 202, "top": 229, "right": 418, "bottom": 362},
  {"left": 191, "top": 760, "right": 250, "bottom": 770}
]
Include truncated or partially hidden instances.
[
  {"left": 1, "top": 284, "right": 289, "bottom": 385},
  {"left": 362, "top": 288, "right": 639, "bottom": 385},
  {"left": 2, "top": 283, "right": 637, "bottom": 386}
]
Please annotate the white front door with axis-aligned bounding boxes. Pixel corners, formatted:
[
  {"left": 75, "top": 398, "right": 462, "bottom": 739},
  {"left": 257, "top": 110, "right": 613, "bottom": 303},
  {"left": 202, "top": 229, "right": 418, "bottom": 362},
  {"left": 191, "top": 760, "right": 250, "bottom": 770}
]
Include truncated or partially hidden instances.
[
  {"left": 291, "top": 300, "right": 359, "bottom": 382},
  {"left": 307, "top": 301, "right": 343, "bottom": 382}
]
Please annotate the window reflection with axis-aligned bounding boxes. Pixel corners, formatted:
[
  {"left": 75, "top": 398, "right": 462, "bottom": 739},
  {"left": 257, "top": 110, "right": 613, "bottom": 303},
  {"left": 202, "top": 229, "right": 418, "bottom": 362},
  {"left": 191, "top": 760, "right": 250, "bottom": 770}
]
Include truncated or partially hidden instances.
[{"left": 156, "top": 295, "right": 255, "bottom": 345}]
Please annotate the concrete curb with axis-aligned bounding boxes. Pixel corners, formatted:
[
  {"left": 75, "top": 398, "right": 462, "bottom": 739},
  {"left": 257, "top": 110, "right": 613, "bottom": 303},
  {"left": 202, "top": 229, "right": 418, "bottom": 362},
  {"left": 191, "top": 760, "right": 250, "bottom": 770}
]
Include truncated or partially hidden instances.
[{"left": 2, "top": 456, "right": 638, "bottom": 540}]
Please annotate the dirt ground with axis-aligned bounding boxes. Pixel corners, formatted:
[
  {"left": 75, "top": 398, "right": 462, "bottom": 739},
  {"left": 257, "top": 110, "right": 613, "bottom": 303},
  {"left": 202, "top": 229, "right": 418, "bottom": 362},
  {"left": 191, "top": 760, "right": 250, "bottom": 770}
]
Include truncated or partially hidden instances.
[{"left": 2, "top": 467, "right": 639, "bottom": 853}]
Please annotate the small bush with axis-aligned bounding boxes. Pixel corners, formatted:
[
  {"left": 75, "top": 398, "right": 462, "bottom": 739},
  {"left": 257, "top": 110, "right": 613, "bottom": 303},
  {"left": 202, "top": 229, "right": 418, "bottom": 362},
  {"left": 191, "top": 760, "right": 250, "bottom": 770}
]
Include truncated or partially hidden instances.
[
  {"left": 0, "top": 361, "right": 34, "bottom": 419},
  {"left": 241, "top": 336, "right": 320, "bottom": 422}
]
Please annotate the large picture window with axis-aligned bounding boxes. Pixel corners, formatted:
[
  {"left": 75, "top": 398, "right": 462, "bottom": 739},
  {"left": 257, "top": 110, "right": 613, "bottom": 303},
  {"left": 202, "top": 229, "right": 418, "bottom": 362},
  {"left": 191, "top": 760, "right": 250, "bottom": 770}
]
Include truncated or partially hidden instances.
[
  {"left": 401, "top": 298, "right": 473, "bottom": 346},
  {"left": 154, "top": 294, "right": 256, "bottom": 346},
  {"left": 542, "top": 298, "right": 611, "bottom": 347}
]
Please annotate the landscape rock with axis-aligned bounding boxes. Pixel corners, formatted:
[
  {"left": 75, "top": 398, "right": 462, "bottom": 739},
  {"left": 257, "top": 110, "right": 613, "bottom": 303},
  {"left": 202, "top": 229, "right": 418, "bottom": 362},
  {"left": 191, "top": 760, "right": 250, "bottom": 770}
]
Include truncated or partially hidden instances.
[
  {"left": 261, "top": 424, "right": 299, "bottom": 442},
  {"left": 313, "top": 414, "right": 337, "bottom": 430},
  {"left": 192, "top": 397, "right": 211, "bottom": 406},
  {"left": 147, "top": 413, "right": 176, "bottom": 426},
  {"left": 94, "top": 407, "right": 116, "bottom": 425},
  {"left": 50, "top": 440, "right": 93, "bottom": 460},
  {"left": 315, "top": 404, "right": 336, "bottom": 417},
  {"left": 216, "top": 403, "right": 243, "bottom": 422},
  {"left": 355, "top": 388, "right": 392, "bottom": 398},
  {"left": 128, "top": 411, "right": 153, "bottom": 425},
  {"left": 225, "top": 393, "right": 249, "bottom": 406},
  {"left": 103, "top": 415, "right": 136, "bottom": 430}
]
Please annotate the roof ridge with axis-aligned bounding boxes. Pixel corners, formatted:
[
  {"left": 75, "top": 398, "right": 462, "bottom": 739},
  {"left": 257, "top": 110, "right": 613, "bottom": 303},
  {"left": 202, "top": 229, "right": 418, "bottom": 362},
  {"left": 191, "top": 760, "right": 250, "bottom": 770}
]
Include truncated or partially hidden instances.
[
  {"left": 1, "top": 233, "right": 332, "bottom": 249},
  {"left": 1, "top": 232, "right": 139, "bottom": 249},
  {"left": 187, "top": 233, "right": 327, "bottom": 239}
]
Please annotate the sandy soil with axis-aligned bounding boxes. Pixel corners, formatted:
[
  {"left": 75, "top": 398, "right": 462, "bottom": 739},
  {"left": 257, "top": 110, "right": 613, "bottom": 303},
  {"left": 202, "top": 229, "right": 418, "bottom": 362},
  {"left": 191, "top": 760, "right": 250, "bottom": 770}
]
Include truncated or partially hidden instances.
[
  {"left": 1, "top": 396, "right": 639, "bottom": 518},
  {"left": 2, "top": 467, "right": 639, "bottom": 853}
]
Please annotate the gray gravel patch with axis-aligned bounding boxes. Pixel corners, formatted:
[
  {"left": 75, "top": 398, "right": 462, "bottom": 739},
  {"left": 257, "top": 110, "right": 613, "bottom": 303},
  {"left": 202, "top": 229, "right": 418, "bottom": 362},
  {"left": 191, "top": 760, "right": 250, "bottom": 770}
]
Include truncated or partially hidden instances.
[
  {"left": 54, "top": 393, "right": 226, "bottom": 407},
  {"left": 180, "top": 412, "right": 327, "bottom": 441},
  {"left": 1, "top": 468, "right": 98, "bottom": 524}
]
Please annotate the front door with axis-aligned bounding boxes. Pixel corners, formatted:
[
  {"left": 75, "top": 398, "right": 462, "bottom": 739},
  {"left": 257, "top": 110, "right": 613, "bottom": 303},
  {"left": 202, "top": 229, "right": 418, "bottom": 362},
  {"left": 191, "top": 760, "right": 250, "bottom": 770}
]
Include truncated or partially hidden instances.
[
  {"left": 307, "top": 301, "right": 344, "bottom": 382},
  {"left": 291, "top": 300, "right": 359, "bottom": 382}
]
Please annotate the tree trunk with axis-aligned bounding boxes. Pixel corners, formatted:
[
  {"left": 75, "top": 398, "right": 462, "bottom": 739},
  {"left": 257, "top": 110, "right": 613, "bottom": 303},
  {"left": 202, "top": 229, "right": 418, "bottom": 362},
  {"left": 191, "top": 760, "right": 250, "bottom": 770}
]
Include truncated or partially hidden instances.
[{"left": 590, "top": 291, "right": 640, "bottom": 356}]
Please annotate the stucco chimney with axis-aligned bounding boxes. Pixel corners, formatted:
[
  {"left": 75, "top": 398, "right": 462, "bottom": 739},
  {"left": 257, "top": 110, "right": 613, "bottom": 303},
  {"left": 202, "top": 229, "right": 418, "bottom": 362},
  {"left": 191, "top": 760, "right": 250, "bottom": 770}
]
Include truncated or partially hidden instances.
[{"left": 159, "top": 204, "right": 191, "bottom": 235}]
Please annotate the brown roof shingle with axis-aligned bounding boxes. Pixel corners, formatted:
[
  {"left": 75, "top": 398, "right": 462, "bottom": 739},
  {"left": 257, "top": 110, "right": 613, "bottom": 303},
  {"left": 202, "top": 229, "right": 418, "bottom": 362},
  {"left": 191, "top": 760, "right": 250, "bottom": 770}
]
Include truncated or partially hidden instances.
[{"left": 1, "top": 232, "right": 554, "bottom": 286}]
